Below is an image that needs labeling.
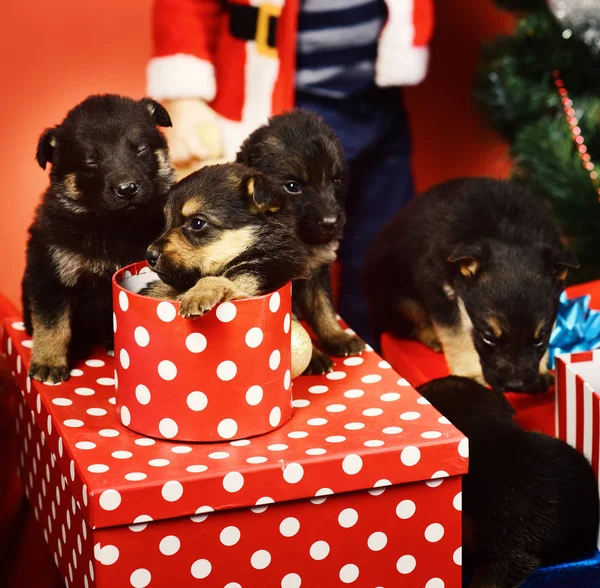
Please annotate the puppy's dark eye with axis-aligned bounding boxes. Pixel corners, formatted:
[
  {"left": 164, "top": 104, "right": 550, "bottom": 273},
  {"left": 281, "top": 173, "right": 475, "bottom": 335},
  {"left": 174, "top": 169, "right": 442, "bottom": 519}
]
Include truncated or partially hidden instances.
[
  {"left": 84, "top": 159, "right": 98, "bottom": 169},
  {"left": 137, "top": 145, "right": 149, "bottom": 156},
  {"left": 533, "top": 338, "right": 546, "bottom": 348},
  {"left": 189, "top": 217, "right": 206, "bottom": 231},
  {"left": 284, "top": 181, "right": 302, "bottom": 194},
  {"left": 333, "top": 178, "right": 342, "bottom": 188},
  {"left": 481, "top": 334, "right": 497, "bottom": 347}
]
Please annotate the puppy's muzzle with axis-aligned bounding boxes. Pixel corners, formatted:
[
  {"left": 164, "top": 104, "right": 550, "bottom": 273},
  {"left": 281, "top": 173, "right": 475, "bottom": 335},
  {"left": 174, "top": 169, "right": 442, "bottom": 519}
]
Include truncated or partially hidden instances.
[
  {"left": 114, "top": 182, "right": 139, "bottom": 200},
  {"left": 146, "top": 246, "right": 161, "bottom": 267}
]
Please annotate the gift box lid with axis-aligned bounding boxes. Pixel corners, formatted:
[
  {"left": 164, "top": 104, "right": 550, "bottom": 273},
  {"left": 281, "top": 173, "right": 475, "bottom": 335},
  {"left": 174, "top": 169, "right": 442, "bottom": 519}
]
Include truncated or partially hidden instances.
[{"left": 3, "top": 318, "right": 468, "bottom": 531}]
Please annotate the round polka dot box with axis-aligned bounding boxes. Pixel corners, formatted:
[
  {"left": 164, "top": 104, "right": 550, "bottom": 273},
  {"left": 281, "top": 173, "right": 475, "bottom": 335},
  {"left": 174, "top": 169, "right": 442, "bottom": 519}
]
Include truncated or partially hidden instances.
[{"left": 112, "top": 262, "right": 293, "bottom": 442}]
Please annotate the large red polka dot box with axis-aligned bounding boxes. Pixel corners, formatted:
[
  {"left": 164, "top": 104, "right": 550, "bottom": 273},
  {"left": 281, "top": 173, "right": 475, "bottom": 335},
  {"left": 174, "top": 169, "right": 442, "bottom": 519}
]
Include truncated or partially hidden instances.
[
  {"left": 112, "top": 262, "right": 293, "bottom": 442},
  {"left": 2, "top": 316, "right": 468, "bottom": 588}
]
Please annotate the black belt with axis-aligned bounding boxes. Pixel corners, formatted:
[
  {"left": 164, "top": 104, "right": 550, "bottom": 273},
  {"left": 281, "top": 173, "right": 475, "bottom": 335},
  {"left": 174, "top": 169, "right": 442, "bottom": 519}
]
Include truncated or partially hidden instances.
[{"left": 229, "top": 3, "right": 279, "bottom": 51}]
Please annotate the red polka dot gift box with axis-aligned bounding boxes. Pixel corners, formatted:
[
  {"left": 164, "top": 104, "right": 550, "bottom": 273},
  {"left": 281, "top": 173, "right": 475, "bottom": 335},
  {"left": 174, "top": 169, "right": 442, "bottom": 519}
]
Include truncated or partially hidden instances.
[
  {"left": 2, "top": 315, "right": 467, "bottom": 588},
  {"left": 112, "top": 262, "right": 293, "bottom": 442}
]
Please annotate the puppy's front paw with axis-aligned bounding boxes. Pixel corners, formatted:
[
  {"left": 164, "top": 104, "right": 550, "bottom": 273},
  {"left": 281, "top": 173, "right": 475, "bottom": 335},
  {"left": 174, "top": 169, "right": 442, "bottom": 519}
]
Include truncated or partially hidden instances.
[
  {"left": 179, "top": 285, "right": 225, "bottom": 319},
  {"left": 526, "top": 372, "right": 553, "bottom": 395},
  {"left": 303, "top": 346, "right": 334, "bottom": 375},
  {"left": 322, "top": 332, "right": 366, "bottom": 357},
  {"left": 29, "top": 362, "right": 70, "bottom": 384}
]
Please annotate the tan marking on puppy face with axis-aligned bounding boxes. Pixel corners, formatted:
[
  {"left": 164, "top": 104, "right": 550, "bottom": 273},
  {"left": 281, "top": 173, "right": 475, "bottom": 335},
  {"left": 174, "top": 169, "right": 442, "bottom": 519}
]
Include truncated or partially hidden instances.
[
  {"left": 63, "top": 174, "right": 80, "bottom": 199},
  {"left": 539, "top": 349, "right": 549, "bottom": 375},
  {"left": 181, "top": 197, "right": 205, "bottom": 218},
  {"left": 55, "top": 173, "right": 87, "bottom": 214},
  {"left": 246, "top": 176, "right": 255, "bottom": 197},
  {"left": 31, "top": 306, "right": 71, "bottom": 368},
  {"left": 556, "top": 267, "right": 569, "bottom": 282},
  {"left": 50, "top": 246, "right": 116, "bottom": 287},
  {"left": 162, "top": 226, "right": 257, "bottom": 276},
  {"left": 486, "top": 316, "right": 503, "bottom": 339},
  {"left": 534, "top": 320, "right": 545, "bottom": 339},
  {"left": 432, "top": 299, "right": 486, "bottom": 385},
  {"left": 443, "top": 283, "right": 456, "bottom": 300}
]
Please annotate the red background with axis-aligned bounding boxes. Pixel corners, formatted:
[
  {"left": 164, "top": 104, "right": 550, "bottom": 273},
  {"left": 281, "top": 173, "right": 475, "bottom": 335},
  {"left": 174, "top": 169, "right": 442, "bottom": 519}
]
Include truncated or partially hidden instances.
[{"left": 0, "top": 0, "right": 514, "bottom": 308}]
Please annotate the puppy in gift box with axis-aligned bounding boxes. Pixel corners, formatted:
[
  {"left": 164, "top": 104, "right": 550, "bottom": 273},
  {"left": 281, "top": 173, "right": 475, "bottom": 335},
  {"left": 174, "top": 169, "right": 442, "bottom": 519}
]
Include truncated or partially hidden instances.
[
  {"left": 364, "top": 177, "right": 579, "bottom": 394},
  {"left": 142, "top": 162, "right": 310, "bottom": 315},
  {"left": 22, "top": 95, "right": 175, "bottom": 384},
  {"left": 237, "top": 110, "right": 365, "bottom": 375},
  {"left": 418, "top": 376, "right": 599, "bottom": 588}
]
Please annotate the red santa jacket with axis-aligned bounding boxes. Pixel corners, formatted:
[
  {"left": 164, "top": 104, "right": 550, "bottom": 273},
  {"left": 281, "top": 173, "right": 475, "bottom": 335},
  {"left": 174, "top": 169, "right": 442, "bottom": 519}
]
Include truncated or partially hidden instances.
[{"left": 148, "top": 0, "right": 434, "bottom": 157}]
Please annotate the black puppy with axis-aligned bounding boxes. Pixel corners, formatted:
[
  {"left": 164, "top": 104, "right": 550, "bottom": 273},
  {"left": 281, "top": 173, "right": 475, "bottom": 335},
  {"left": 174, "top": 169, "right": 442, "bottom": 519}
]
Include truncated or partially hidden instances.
[
  {"left": 363, "top": 178, "right": 578, "bottom": 394},
  {"left": 237, "top": 109, "right": 365, "bottom": 374},
  {"left": 22, "top": 94, "right": 174, "bottom": 383},
  {"left": 141, "top": 163, "right": 310, "bottom": 314},
  {"left": 418, "top": 376, "right": 599, "bottom": 588}
]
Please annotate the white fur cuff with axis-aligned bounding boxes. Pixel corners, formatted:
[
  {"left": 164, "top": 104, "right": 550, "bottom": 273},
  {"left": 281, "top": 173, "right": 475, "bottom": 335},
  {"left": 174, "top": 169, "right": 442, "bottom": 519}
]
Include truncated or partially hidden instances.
[
  {"left": 147, "top": 54, "right": 217, "bottom": 101},
  {"left": 375, "top": 45, "right": 429, "bottom": 87}
]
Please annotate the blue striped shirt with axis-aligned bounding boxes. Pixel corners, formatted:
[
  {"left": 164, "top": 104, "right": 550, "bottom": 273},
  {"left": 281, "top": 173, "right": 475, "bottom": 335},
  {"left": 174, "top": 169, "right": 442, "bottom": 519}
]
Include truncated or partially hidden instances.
[{"left": 295, "top": 0, "right": 387, "bottom": 98}]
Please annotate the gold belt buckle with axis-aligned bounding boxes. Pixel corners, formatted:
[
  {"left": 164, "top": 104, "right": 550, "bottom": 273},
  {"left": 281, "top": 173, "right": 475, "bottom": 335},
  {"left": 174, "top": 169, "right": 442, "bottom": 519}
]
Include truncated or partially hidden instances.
[{"left": 256, "top": 2, "right": 281, "bottom": 58}]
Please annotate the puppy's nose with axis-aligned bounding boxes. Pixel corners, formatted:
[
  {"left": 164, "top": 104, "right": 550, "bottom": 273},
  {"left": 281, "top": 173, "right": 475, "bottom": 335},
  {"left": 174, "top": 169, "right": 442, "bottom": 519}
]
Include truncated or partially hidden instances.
[
  {"left": 146, "top": 247, "right": 161, "bottom": 267},
  {"left": 320, "top": 216, "right": 338, "bottom": 228},
  {"left": 115, "top": 182, "right": 139, "bottom": 199}
]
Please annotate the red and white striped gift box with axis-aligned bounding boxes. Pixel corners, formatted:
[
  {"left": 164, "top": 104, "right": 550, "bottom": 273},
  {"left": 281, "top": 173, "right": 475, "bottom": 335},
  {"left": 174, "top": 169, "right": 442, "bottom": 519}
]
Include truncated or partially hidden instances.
[{"left": 555, "top": 350, "right": 600, "bottom": 528}]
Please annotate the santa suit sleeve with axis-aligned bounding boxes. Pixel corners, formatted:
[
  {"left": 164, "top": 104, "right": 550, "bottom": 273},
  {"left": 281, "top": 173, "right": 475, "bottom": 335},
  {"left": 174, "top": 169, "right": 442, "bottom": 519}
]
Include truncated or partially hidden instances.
[
  {"left": 376, "top": 0, "right": 434, "bottom": 87},
  {"left": 147, "top": 0, "right": 223, "bottom": 101}
]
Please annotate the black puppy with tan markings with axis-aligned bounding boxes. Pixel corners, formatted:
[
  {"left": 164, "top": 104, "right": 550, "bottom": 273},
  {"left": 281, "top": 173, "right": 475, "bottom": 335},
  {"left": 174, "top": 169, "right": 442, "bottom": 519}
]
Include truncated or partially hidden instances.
[
  {"left": 363, "top": 178, "right": 578, "bottom": 394},
  {"left": 22, "top": 94, "right": 174, "bottom": 384},
  {"left": 141, "top": 163, "right": 310, "bottom": 314},
  {"left": 418, "top": 376, "right": 599, "bottom": 588},
  {"left": 237, "top": 110, "right": 365, "bottom": 374}
]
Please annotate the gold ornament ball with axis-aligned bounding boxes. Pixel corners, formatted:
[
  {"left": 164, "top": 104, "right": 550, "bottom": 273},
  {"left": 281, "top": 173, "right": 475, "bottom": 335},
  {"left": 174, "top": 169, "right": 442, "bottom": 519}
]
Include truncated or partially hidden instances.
[{"left": 291, "top": 320, "right": 312, "bottom": 378}]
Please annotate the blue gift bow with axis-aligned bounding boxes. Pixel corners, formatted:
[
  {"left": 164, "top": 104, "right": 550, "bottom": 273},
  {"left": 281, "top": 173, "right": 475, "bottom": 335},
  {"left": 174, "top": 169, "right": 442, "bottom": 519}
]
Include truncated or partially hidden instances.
[{"left": 548, "top": 291, "right": 600, "bottom": 369}]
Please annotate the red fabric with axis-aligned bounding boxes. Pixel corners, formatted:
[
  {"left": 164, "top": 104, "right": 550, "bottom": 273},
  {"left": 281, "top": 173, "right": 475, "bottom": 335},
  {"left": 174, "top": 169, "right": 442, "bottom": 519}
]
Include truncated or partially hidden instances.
[
  {"left": 382, "top": 281, "right": 600, "bottom": 437},
  {"left": 272, "top": 0, "right": 300, "bottom": 116},
  {"left": 152, "top": 0, "right": 223, "bottom": 62},
  {"left": 211, "top": 16, "right": 246, "bottom": 121},
  {"left": 413, "top": 0, "right": 435, "bottom": 47}
]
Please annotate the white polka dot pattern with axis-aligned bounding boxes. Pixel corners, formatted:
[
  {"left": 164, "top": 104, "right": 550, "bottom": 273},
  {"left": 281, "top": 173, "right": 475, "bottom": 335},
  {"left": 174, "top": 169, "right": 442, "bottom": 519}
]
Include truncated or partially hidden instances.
[
  {"left": 3, "top": 271, "right": 465, "bottom": 587},
  {"left": 112, "top": 265, "right": 293, "bottom": 442}
]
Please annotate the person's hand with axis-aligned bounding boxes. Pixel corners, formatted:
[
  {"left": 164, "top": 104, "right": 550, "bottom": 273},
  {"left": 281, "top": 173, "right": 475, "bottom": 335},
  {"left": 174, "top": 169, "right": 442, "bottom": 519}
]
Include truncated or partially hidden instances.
[{"left": 161, "top": 98, "right": 223, "bottom": 174}]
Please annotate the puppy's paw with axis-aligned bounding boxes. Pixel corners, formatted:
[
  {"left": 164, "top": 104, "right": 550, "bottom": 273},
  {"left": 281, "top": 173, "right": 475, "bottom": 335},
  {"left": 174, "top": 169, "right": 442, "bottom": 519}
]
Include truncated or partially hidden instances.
[
  {"left": 322, "top": 332, "right": 366, "bottom": 357},
  {"left": 141, "top": 281, "right": 179, "bottom": 300},
  {"left": 179, "top": 285, "right": 225, "bottom": 319},
  {"left": 29, "top": 362, "right": 70, "bottom": 384},
  {"left": 414, "top": 325, "right": 442, "bottom": 353},
  {"left": 303, "top": 346, "right": 334, "bottom": 376},
  {"left": 526, "top": 372, "right": 553, "bottom": 395}
]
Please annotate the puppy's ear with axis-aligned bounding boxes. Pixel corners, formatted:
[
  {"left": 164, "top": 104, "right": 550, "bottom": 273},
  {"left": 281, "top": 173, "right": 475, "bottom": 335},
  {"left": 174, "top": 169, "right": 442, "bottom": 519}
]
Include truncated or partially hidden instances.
[
  {"left": 547, "top": 248, "right": 579, "bottom": 281},
  {"left": 140, "top": 98, "right": 172, "bottom": 127},
  {"left": 244, "top": 173, "right": 284, "bottom": 214},
  {"left": 447, "top": 244, "right": 484, "bottom": 279},
  {"left": 36, "top": 128, "right": 58, "bottom": 170}
]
